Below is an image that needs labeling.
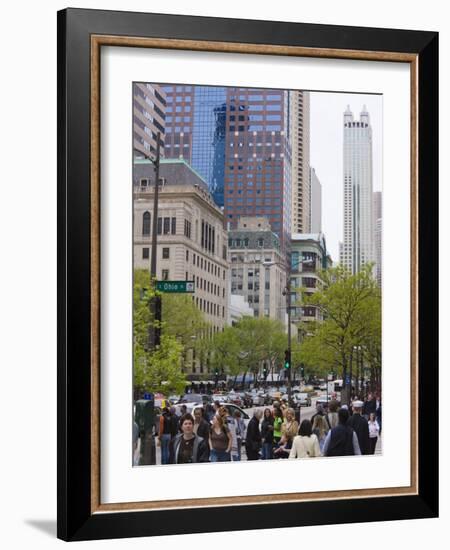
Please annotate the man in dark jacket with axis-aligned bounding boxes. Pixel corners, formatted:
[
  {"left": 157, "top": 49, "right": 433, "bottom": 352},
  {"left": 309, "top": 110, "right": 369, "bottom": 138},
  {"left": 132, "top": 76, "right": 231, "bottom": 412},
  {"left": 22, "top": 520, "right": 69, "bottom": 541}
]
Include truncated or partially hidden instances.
[
  {"left": 169, "top": 413, "right": 209, "bottom": 464},
  {"left": 323, "top": 408, "right": 361, "bottom": 456},
  {"left": 193, "top": 407, "right": 211, "bottom": 440},
  {"left": 245, "top": 409, "right": 263, "bottom": 460},
  {"left": 347, "top": 400, "right": 370, "bottom": 455},
  {"left": 362, "top": 393, "right": 377, "bottom": 419}
]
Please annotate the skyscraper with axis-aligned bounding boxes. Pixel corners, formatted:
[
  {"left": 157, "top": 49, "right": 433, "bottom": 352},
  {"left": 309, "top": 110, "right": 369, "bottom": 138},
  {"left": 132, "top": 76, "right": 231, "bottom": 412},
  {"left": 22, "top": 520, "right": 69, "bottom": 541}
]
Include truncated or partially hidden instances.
[
  {"left": 373, "top": 191, "right": 382, "bottom": 285},
  {"left": 162, "top": 85, "right": 227, "bottom": 207},
  {"left": 340, "top": 105, "right": 374, "bottom": 274},
  {"left": 223, "top": 87, "right": 292, "bottom": 250},
  {"left": 310, "top": 166, "right": 322, "bottom": 233},
  {"left": 133, "top": 83, "right": 167, "bottom": 157},
  {"left": 163, "top": 85, "right": 295, "bottom": 250},
  {"left": 290, "top": 91, "right": 311, "bottom": 234}
]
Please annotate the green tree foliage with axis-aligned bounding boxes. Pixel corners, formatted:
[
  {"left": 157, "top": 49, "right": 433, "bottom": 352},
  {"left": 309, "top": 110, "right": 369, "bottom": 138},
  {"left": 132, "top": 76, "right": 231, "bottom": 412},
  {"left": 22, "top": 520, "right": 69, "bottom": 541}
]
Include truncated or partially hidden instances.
[
  {"left": 161, "top": 293, "right": 209, "bottom": 349},
  {"left": 134, "top": 335, "right": 186, "bottom": 395},
  {"left": 133, "top": 270, "right": 190, "bottom": 395},
  {"left": 297, "top": 264, "right": 381, "bottom": 397},
  {"left": 209, "top": 316, "right": 287, "bottom": 383}
]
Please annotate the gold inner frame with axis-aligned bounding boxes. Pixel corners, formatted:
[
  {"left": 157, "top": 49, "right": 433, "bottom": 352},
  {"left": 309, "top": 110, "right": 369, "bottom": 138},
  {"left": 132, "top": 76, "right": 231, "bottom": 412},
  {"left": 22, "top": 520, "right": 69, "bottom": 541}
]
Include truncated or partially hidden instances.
[{"left": 90, "top": 35, "right": 419, "bottom": 514}]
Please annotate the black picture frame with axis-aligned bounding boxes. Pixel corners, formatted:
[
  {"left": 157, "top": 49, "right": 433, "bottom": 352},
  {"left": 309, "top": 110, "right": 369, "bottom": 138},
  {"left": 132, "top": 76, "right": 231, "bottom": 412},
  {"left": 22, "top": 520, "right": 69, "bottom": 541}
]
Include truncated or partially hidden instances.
[{"left": 57, "top": 8, "right": 438, "bottom": 542}]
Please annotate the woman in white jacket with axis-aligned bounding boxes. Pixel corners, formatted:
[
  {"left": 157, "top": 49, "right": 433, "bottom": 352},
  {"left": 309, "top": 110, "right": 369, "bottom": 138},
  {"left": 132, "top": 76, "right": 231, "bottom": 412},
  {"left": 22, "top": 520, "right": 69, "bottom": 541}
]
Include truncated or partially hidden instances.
[{"left": 289, "top": 419, "right": 321, "bottom": 459}]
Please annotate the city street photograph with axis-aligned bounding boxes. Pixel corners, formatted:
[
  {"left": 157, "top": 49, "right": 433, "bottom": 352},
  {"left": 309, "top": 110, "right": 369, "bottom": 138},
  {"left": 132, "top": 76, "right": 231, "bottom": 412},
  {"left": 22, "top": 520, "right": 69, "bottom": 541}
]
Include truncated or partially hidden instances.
[{"left": 132, "top": 83, "right": 382, "bottom": 467}]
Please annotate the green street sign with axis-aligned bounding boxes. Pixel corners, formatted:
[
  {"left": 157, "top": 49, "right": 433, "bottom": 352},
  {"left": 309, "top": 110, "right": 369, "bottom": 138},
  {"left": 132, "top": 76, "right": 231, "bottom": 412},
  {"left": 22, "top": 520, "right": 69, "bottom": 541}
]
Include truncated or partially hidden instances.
[{"left": 156, "top": 280, "right": 195, "bottom": 293}]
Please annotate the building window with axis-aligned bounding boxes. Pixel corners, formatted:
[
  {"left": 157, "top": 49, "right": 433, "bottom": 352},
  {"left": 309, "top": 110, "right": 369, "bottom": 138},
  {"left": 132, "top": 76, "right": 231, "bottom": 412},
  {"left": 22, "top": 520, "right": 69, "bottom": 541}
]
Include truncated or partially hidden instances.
[
  {"left": 186, "top": 250, "right": 189, "bottom": 261},
  {"left": 303, "top": 306, "right": 316, "bottom": 317},
  {"left": 162, "top": 248, "right": 170, "bottom": 259},
  {"left": 184, "top": 219, "right": 192, "bottom": 238},
  {"left": 302, "top": 277, "right": 316, "bottom": 289},
  {"left": 162, "top": 269, "right": 169, "bottom": 280},
  {"left": 157, "top": 217, "right": 162, "bottom": 235},
  {"left": 142, "top": 211, "right": 151, "bottom": 236},
  {"left": 171, "top": 217, "right": 177, "bottom": 235},
  {"left": 163, "top": 217, "right": 171, "bottom": 234},
  {"left": 142, "top": 247, "right": 149, "bottom": 259}
]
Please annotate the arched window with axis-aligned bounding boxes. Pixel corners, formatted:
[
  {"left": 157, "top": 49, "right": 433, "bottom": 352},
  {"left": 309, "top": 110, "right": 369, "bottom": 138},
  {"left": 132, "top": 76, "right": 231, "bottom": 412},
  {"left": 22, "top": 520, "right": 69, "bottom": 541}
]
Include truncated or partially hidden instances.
[{"left": 142, "top": 211, "right": 151, "bottom": 236}]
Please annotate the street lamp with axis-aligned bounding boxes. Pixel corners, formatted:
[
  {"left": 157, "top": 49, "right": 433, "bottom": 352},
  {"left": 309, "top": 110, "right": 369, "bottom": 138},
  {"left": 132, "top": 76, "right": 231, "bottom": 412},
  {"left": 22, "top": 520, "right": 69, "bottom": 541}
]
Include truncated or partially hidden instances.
[
  {"left": 134, "top": 133, "right": 162, "bottom": 349},
  {"left": 263, "top": 256, "right": 314, "bottom": 407}
]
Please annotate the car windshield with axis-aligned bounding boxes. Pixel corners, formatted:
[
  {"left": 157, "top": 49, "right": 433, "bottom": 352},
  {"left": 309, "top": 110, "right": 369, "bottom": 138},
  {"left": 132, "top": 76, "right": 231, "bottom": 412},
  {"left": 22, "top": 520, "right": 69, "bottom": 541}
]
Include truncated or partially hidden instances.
[{"left": 181, "top": 394, "right": 204, "bottom": 402}]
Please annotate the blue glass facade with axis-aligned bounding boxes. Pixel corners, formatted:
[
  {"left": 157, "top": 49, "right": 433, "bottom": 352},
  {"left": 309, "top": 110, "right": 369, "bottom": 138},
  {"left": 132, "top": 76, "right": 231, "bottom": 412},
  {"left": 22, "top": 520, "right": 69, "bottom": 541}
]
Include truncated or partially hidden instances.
[
  {"left": 162, "top": 85, "right": 293, "bottom": 250},
  {"left": 191, "top": 87, "right": 227, "bottom": 207}
]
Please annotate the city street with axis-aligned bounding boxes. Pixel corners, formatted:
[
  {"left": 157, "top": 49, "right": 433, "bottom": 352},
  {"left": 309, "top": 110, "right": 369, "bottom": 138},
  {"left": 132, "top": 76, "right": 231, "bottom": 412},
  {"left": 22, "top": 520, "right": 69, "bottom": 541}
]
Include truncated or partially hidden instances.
[{"left": 142, "top": 395, "right": 382, "bottom": 466}]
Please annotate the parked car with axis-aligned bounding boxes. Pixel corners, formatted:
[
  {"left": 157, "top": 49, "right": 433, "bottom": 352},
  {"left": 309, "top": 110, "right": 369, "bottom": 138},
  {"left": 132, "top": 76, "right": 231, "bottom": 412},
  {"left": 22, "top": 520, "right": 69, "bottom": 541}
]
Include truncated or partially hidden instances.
[
  {"left": 180, "top": 393, "right": 212, "bottom": 404},
  {"left": 226, "top": 393, "right": 243, "bottom": 407},
  {"left": 316, "top": 396, "right": 333, "bottom": 408},
  {"left": 249, "top": 391, "right": 265, "bottom": 406},
  {"left": 295, "top": 393, "right": 312, "bottom": 407}
]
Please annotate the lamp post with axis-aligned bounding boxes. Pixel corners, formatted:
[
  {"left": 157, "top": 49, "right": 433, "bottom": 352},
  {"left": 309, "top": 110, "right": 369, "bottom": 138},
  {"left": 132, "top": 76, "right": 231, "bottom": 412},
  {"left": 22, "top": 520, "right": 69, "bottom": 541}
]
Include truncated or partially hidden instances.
[
  {"left": 135, "top": 133, "right": 162, "bottom": 349},
  {"left": 264, "top": 256, "right": 315, "bottom": 408}
]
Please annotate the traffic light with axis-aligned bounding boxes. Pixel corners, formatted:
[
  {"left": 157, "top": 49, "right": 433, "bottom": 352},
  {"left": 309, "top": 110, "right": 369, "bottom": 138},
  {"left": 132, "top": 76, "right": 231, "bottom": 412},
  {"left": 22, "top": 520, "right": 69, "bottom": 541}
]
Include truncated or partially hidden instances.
[{"left": 284, "top": 349, "right": 291, "bottom": 370}]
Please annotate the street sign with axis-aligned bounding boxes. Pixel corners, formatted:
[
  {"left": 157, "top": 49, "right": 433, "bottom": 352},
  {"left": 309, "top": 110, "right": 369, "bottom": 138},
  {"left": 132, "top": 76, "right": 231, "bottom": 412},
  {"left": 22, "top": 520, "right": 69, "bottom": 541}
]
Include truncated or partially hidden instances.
[
  {"left": 345, "top": 374, "right": 351, "bottom": 386},
  {"left": 143, "top": 392, "right": 153, "bottom": 401},
  {"left": 156, "top": 280, "right": 195, "bottom": 293}
]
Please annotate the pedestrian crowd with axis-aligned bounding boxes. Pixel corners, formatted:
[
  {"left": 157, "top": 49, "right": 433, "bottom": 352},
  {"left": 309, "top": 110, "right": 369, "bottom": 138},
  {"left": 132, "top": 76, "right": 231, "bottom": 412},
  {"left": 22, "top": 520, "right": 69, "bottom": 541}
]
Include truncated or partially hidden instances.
[{"left": 155, "top": 392, "right": 381, "bottom": 465}]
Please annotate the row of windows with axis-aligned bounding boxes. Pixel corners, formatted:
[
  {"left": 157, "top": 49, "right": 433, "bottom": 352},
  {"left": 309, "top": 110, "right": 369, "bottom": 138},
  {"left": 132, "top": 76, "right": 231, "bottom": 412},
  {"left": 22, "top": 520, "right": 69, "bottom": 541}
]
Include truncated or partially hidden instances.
[
  {"left": 141, "top": 213, "right": 177, "bottom": 236},
  {"left": 228, "top": 237, "right": 267, "bottom": 248},
  {"left": 195, "top": 297, "right": 226, "bottom": 318},
  {"left": 166, "top": 104, "right": 192, "bottom": 113},
  {"left": 195, "top": 276, "right": 225, "bottom": 298},
  {"left": 191, "top": 252, "right": 225, "bottom": 279},
  {"left": 201, "top": 220, "right": 215, "bottom": 254},
  {"left": 229, "top": 124, "right": 281, "bottom": 132}
]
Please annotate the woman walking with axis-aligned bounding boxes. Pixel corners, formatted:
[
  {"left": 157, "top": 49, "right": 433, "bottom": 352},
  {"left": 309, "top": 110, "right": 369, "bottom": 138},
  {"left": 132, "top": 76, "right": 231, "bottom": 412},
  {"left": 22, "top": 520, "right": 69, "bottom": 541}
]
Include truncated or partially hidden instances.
[
  {"left": 274, "top": 408, "right": 299, "bottom": 458},
  {"left": 168, "top": 413, "right": 209, "bottom": 464},
  {"left": 289, "top": 419, "right": 321, "bottom": 459},
  {"left": 232, "top": 410, "right": 246, "bottom": 461},
  {"left": 326, "top": 400, "right": 339, "bottom": 430},
  {"left": 261, "top": 408, "right": 274, "bottom": 459},
  {"left": 368, "top": 412, "right": 380, "bottom": 454},
  {"left": 312, "top": 414, "right": 328, "bottom": 454},
  {"left": 209, "top": 414, "right": 232, "bottom": 462},
  {"left": 272, "top": 406, "right": 284, "bottom": 448}
]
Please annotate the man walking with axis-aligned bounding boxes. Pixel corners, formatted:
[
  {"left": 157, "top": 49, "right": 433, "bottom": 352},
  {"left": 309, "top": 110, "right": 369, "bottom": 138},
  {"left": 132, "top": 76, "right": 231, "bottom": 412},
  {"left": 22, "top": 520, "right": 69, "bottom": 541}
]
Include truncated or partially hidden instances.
[
  {"left": 323, "top": 408, "right": 361, "bottom": 456},
  {"left": 347, "top": 400, "right": 370, "bottom": 455},
  {"left": 245, "top": 409, "right": 263, "bottom": 460}
]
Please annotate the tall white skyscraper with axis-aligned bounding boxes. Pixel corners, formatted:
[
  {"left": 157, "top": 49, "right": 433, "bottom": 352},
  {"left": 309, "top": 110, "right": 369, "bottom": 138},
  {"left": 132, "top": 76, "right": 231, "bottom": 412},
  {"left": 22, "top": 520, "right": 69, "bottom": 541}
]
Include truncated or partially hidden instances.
[
  {"left": 340, "top": 105, "right": 374, "bottom": 274},
  {"left": 373, "top": 191, "right": 382, "bottom": 285},
  {"left": 290, "top": 91, "right": 310, "bottom": 234},
  {"left": 310, "top": 167, "right": 322, "bottom": 233}
]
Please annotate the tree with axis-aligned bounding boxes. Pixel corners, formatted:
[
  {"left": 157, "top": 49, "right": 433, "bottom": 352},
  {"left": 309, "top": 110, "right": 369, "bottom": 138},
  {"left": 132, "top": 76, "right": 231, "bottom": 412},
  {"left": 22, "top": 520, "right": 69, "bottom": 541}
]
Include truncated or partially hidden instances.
[
  {"left": 133, "top": 270, "right": 188, "bottom": 395},
  {"left": 161, "top": 293, "right": 209, "bottom": 349},
  {"left": 134, "top": 335, "right": 186, "bottom": 395},
  {"left": 209, "top": 316, "right": 287, "bottom": 385},
  {"left": 297, "top": 264, "right": 381, "bottom": 402},
  {"left": 208, "top": 326, "right": 241, "bottom": 379}
]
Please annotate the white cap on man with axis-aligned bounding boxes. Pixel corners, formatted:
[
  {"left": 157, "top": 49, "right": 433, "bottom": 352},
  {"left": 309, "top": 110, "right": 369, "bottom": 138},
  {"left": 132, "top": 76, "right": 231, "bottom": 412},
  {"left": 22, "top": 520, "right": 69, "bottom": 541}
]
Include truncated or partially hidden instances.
[{"left": 353, "top": 400, "right": 364, "bottom": 408}]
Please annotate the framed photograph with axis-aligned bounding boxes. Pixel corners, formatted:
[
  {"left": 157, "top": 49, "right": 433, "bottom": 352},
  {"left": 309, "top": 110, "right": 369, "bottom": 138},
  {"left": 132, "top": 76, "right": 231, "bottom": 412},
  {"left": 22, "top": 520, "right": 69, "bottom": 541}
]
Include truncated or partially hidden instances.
[{"left": 57, "top": 8, "right": 438, "bottom": 541}]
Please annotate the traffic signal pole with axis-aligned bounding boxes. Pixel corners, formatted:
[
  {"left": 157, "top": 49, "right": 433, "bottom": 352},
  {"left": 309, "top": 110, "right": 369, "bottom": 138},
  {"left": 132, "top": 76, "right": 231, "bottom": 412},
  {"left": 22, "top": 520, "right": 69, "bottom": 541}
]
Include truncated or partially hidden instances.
[
  {"left": 286, "top": 277, "right": 293, "bottom": 408},
  {"left": 149, "top": 133, "right": 161, "bottom": 349}
]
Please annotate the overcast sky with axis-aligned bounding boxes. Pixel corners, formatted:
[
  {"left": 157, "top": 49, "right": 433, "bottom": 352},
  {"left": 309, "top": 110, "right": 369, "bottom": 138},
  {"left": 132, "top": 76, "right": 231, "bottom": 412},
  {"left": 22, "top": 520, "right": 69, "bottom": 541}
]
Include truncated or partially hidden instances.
[{"left": 309, "top": 92, "right": 383, "bottom": 263}]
